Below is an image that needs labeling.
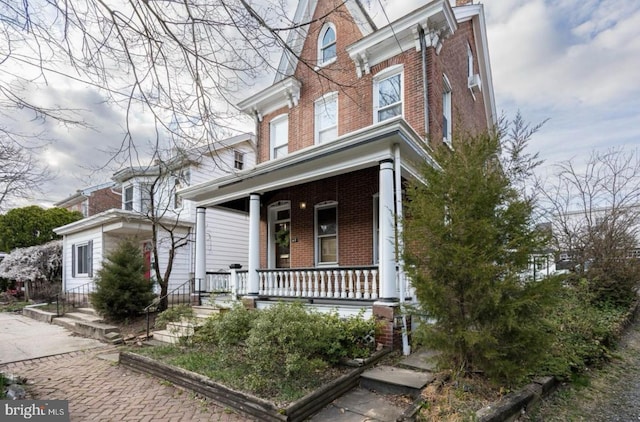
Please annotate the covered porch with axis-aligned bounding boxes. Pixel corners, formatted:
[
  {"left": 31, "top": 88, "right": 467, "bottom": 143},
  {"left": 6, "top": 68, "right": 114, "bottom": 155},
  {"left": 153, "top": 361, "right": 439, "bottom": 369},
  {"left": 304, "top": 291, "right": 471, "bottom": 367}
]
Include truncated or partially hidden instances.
[{"left": 183, "top": 119, "right": 433, "bottom": 309}]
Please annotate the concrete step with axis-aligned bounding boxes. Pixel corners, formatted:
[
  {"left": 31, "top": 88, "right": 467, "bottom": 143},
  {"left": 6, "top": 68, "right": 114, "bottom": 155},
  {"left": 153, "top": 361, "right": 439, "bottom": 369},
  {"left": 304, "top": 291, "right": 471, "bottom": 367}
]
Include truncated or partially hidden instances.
[
  {"left": 192, "top": 306, "right": 225, "bottom": 318},
  {"left": 360, "top": 365, "right": 435, "bottom": 399},
  {"left": 52, "top": 317, "right": 78, "bottom": 331},
  {"left": 152, "top": 329, "right": 181, "bottom": 344},
  {"left": 104, "top": 331, "right": 124, "bottom": 345},
  {"left": 310, "top": 387, "right": 407, "bottom": 421},
  {"left": 64, "top": 311, "right": 103, "bottom": 324},
  {"left": 398, "top": 349, "right": 440, "bottom": 372},
  {"left": 75, "top": 307, "right": 100, "bottom": 317},
  {"left": 52, "top": 315, "right": 120, "bottom": 343},
  {"left": 166, "top": 321, "right": 196, "bottom": 336}
]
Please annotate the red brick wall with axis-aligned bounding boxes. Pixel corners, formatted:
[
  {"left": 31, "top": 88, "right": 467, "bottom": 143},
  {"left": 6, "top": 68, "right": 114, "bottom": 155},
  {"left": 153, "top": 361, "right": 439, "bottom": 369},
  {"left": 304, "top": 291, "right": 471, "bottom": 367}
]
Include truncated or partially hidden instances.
[
  {"left": 88, "top": 187, "right": 121, "bottom": 216},
  {"left": 255, "top": 5, "right": 490, "bottom": 164},
  {"left": 259, "top": 167, "right": 379, "bottom": 268}
]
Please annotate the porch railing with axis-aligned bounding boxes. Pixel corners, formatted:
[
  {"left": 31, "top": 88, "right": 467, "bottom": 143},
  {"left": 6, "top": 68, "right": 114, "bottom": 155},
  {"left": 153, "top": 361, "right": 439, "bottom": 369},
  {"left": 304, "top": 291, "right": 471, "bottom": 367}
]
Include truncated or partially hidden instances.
[
  {"left": 203, "top": 271, "right": 231, "bottom": 293},
  {"left": 256, "top": 267, "right": 379, "bottom": 299}
]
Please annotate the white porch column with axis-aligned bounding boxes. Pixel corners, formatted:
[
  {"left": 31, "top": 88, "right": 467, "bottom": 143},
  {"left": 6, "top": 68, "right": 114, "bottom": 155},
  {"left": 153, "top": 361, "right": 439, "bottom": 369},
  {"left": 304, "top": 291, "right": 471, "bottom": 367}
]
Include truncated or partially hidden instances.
[
  {"left": 195, "top": 207, "right": 207, "bottom": 292},
  {"left": 247, "top": 193, "right": 261, "bottom": 295},
  {"left": 379, "top": 159, "right": 398, "bottom": 300}
]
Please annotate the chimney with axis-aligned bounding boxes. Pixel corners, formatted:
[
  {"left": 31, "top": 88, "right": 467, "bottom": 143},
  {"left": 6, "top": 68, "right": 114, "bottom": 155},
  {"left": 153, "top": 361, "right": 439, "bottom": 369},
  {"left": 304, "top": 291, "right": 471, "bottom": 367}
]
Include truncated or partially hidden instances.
[{"left": 456, "top": 0, "right": 473, "bottom": 6}]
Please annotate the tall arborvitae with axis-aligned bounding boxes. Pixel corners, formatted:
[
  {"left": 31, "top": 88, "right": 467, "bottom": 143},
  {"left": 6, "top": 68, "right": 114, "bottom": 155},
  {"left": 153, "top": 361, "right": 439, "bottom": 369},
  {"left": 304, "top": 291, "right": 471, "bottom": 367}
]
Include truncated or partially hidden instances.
[{"left": 404, "top": 128, "right": 559, "bottom": 384}]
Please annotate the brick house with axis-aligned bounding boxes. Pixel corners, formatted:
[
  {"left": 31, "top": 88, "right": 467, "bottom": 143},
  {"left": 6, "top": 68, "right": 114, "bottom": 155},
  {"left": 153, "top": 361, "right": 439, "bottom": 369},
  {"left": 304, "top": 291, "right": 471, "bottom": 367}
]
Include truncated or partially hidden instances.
[
  {"left": 54, "top": 182, "right": 122, "bottom": 218},
  {"left": 180, "top": 0, "right": 496, "bottom": 348}
]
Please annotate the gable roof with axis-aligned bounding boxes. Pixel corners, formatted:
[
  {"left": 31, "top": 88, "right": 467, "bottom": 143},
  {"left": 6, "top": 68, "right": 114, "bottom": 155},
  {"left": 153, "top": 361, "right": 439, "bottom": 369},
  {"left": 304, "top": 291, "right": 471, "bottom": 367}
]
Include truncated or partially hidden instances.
[{"left": 273, "top": 0, "right": 376, "bottom": 82}]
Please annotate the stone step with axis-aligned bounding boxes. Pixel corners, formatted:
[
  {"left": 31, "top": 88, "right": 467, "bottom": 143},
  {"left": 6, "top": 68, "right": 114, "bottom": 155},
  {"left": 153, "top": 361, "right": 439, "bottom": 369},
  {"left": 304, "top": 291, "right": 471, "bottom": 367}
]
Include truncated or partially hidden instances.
[
  {"left": 52, "top": 317, "right": 78, "bottom": 331},
  {"left": 360, "top": 365, "right": 435, "bottom": 399},
  {"left": 65, "top": 311, "right": 103, "bottom": 324},
  {"left": 104, "top": 331, "right": 124, "bottom": 345}
]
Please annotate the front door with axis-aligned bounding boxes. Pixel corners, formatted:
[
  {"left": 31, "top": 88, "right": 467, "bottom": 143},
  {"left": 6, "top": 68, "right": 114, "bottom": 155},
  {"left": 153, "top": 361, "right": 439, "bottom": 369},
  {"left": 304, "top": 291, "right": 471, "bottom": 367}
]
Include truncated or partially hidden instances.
[{"left": 269, "top": 202, "right": 290, "bottom": 269}]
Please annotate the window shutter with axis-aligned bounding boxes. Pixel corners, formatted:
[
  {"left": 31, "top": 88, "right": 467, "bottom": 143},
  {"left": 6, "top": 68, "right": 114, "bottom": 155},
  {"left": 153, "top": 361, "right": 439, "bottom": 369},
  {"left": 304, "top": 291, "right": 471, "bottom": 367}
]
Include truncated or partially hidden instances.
[
  {"left": 71, "top": 244, "right": 76, "bottom": 277},
  {"left": 88, "top": 240, "right": 93, "bottom": 277}
]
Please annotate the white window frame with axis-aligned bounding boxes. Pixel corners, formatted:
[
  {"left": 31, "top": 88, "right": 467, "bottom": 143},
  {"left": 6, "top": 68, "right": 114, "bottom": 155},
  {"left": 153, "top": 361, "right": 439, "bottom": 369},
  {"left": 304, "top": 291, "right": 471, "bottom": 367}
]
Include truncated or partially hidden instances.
[
  {"left": 317, "top": 23, "right": 337, "bottom": 66},
  {"left": 140, "top": 183, "right": 153, "bottom": 214},
  {"left": 72, "top": 241, "right": 93, "bottom": 277},
  {"left": 270, "top": 114, "right": 289, "bottom": 160},
  {"left": 315, "top": 201, "right": 338, "bottom": 266},
  {"left": 123, "top": 185, "right": 134, "bottom": 211},
  {"left": 267, "top": 201, "right": 291, "bottom": 269},
  {"left": 443, "top": 74, "right": 452, "bottom": 146},
  {"left": 314, "top": 92, "right": 338, "bottom": 144},
  {"left": 373, "top": 65, "right": 403, "bottom": 123},
  {"left": 234, "top": 150, "right": 245, "bottom": 170}
]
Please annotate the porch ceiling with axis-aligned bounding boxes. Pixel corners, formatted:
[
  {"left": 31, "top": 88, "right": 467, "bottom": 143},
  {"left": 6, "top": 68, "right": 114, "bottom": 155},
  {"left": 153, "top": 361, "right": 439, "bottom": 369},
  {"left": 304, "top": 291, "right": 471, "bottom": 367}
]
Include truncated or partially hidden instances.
[{"left": 181, "top": 118, "right": 436, "bottom": 208}]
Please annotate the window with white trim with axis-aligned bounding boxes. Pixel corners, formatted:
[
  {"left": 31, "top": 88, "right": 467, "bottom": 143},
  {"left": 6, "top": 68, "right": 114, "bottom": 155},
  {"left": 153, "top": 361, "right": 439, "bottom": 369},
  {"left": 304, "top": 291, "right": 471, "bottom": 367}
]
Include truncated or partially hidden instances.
[
  {"left": 315, "top": 202, "right": 338, "bottom": 265},
  {"left": 140, "top": 183, "right": 153, "bottom": 214},
  {"left": 442, "top": 74, "right": 452, "bottom": 145},
  {"left": 318, "top": 23, "right": 337, "bottom": 65},
  {"left": 374, "top": 66, "right": 403, "bottom": 123},
  {"left": 174, "top": 178, "right": 182, "bottom": 209},
  {"left": 72, "top": 241, "right": 93, "bottom": 277},
  {"left": 234, "top": 150, "right": 245, "bottom": 170},
  {"left": 315, "top": 92, "right": 337, "bottom": 144},
  {"left": 123, "top": 185, "right": 134, "bottom": 210},
  {"left": 270, "top": 114, "right": 288, "bottom": 159}
]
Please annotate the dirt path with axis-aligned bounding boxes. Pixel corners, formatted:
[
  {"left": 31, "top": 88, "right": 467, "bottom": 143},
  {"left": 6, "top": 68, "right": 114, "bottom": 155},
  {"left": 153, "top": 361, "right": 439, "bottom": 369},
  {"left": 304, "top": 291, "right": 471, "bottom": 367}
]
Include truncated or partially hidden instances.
[{"left": 522, "top": 317, "right": 640, "bottom": 421}]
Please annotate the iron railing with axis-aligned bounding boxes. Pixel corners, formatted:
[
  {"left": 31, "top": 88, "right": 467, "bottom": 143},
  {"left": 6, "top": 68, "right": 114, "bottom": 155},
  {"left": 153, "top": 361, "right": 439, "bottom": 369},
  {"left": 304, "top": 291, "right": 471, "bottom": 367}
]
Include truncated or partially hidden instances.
[
  {"left": 55, "top": 280, "right": 96, "bottom": 316},
  {"left": 144, "top": 279, "right": 193, "bottom": 339}
]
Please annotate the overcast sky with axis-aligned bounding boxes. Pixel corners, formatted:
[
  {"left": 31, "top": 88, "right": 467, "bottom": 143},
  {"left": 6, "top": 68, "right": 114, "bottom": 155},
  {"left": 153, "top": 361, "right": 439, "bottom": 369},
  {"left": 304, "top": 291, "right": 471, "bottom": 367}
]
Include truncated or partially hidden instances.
[{"left": 4, "top": 0, "right": 639, "bottom": 208}]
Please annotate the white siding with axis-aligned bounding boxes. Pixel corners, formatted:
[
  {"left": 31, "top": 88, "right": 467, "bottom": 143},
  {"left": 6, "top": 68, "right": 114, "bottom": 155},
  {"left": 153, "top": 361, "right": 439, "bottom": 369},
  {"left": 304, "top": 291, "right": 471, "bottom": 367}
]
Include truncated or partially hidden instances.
[
  {"left": 62, "top": 227, "right": 104, "bottom": 291},
  {"left": 205, "top": 208, "right": 250, "bottom": 271}
]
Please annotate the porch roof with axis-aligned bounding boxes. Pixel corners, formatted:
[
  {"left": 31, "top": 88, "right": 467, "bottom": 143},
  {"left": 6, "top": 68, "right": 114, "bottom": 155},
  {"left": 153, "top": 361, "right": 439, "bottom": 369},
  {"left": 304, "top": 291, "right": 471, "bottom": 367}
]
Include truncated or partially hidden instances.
[
  {"left": 53, "top": 208, "right": 194, "bottom": 236},
  {"left": 180, "top": 118, "right": 437, "bottom": 208}
]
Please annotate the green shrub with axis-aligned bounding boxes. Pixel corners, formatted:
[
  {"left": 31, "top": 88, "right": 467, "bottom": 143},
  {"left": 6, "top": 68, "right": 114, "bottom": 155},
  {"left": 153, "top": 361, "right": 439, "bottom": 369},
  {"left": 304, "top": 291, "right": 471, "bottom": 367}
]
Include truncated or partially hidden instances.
[
  {"left": 90, "top": 239, "right": 155, "bottom": 322},
  {"left": 192, "top": 304, "right": 258, "bottom": 346},
  {"left": 537, "top": 278, "right": 631, "bottom": 380},
  {"left": 155, "top": 305, "right": 195, "bottom": 330}
]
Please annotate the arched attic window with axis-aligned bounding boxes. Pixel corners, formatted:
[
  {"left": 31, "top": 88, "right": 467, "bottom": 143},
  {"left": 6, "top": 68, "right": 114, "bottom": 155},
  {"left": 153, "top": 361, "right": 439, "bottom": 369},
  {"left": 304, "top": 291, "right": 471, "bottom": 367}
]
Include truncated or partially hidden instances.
[{"left": 318, "top": 23, "right": 337, "bottom": 65}]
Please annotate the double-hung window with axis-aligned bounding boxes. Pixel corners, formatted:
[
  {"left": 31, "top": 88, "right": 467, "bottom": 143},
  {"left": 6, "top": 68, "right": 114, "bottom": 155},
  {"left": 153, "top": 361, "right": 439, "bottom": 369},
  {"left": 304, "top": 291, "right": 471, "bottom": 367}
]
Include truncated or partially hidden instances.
[
  {"left": 315, "top": 92, "right": 337, "bottom": 144},
  {"left": 123, "top": 185, "right": 134, "bottom": 210},
  {"left": 442, "top": 74, "right": 452, "bottom": 146},
  {"left": 72, "top": 241, "right": 93, "bottom": 277},
  {"left": 140, "top": 183, "right": 153, "bottom": 214},
  {"left": 318, "top": 24, "right": 337, "bottom": 65},
  {"left": 374, "top": 66, "right": 403, "bottom": 123},
  {"left": 316, "top": 202, "right": 338, "bottom": 265},
  {"left": 234, "top": 150, "right": 245, "bottom": 170},
  {"left": 270, "top": 114, "right": 288, "bottom": 159}
]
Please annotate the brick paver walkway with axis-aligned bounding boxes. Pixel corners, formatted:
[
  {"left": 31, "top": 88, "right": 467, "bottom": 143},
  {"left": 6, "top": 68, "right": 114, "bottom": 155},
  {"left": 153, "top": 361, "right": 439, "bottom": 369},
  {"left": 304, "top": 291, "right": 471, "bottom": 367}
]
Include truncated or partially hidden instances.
[{"left": 0, "top": 346, "right": 251, "bottom": 422}]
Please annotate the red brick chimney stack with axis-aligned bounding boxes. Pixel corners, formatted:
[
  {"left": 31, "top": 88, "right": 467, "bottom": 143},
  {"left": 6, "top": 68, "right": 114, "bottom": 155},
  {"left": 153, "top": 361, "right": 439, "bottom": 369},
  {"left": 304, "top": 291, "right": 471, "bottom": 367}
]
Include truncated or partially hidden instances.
[{"left": 456, "top": 0, "right": 473, "bottom": 5}]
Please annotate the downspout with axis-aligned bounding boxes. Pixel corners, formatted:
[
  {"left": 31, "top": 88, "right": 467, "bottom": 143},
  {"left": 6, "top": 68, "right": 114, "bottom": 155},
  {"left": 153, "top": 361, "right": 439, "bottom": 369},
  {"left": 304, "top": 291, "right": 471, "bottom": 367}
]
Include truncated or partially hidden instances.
[
  {"left": 419, "top": 25, "right": 430, "bottom": 139},
  {"left": 394, "top": 144, "right": 410, "bottom": 356}
]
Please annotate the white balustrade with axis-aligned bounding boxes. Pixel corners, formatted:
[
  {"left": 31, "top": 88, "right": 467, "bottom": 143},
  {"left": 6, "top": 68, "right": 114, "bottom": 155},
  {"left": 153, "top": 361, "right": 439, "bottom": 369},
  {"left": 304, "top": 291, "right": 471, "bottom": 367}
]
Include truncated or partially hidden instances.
[{"left": 254, "top": 267, "right": 380, "bottom": 299}]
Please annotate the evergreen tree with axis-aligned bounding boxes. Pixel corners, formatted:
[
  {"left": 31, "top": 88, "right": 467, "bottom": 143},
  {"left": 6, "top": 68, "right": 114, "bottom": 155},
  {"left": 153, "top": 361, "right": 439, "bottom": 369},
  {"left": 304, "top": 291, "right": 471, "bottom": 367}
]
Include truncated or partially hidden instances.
[
  {"left": 404, "top": 127, "right": 559, "bottom": 383},
  {"left": 91, "top": 239, "right": 155, "bottom": 321}
]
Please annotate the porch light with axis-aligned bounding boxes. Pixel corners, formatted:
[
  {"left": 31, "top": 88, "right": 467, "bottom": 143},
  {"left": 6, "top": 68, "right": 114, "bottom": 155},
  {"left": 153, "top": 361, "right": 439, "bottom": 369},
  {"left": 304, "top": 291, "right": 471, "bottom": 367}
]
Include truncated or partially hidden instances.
[{"left": 299, "top": 202, "right": 307, "bottom": 210}]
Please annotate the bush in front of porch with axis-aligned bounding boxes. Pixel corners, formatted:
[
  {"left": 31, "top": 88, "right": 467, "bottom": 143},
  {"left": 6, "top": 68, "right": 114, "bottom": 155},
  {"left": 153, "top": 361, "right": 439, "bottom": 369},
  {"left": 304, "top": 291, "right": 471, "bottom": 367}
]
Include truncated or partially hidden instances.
[{"left": 139, "top": 302, "right": 377, "bottom": 403}]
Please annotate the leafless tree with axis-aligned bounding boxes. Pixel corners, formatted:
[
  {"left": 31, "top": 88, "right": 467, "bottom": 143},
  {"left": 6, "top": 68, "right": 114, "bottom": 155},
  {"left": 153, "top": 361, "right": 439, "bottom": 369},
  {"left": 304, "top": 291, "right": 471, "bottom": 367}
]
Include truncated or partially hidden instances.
[
  {"left": 540, "top": 147, "right": 640, "bottom": 304},
  {"left": 0, "top": 134, "right": 50, "bottom": 210},
  {"left": 1, "top": 0, "right": 360, "bottom": 165}
]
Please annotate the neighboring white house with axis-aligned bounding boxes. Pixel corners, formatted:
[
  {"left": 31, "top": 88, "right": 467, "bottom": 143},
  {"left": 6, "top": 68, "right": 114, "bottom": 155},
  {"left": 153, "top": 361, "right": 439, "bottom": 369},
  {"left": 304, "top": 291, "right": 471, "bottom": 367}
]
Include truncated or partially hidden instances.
[{"left": 54, "top": 133, "right": 256, "bottom": 294}]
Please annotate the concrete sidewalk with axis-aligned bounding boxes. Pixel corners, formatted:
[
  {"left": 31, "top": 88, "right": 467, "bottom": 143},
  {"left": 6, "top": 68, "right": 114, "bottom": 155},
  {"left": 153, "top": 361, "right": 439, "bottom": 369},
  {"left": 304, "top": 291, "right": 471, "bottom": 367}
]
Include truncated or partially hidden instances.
[{"left": 0, "top": 312, "right": 104, "bottom": 364}]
